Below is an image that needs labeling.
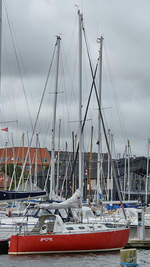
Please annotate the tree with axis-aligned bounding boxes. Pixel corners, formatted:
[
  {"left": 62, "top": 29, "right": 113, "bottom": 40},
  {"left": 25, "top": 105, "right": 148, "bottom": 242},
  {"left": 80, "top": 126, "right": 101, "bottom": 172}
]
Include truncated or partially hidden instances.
[{"left": 0, "top": 164, "right": 22, "bottom": 179}]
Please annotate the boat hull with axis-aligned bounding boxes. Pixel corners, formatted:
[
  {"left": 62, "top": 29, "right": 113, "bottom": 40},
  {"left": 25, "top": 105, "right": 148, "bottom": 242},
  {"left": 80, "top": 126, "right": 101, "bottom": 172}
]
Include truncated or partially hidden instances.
[
  {"left": 9, "top": 228, "right": 130, "bottom": 255},
  {"left": 0, "top": 190, "right": 46, "bottom": 201}
]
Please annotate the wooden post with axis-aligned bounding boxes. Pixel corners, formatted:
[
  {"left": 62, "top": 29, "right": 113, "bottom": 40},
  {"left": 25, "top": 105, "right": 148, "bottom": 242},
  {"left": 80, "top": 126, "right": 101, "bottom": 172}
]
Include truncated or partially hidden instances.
[
  {"left": 120, "top": 249, "right": 137, "bottom": 267},
  {"left": 137, "top": 208, "right": 145, "bottom": 240}
]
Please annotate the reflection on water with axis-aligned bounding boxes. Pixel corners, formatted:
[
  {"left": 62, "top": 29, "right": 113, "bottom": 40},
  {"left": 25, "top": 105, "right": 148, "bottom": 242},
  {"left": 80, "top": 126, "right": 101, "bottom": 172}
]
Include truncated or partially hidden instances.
[
  {"left": 0, "top": 251, "right": 120, "bottom": 267},
  {"left": 0, "top": 247, "right": 150, "bottom": 266}
]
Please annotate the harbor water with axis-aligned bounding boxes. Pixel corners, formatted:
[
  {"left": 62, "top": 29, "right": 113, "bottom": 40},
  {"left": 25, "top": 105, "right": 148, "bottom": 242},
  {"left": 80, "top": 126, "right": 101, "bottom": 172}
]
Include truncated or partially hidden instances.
[{"left": 0, "top": 250, "right": 150, "bottom": 267}]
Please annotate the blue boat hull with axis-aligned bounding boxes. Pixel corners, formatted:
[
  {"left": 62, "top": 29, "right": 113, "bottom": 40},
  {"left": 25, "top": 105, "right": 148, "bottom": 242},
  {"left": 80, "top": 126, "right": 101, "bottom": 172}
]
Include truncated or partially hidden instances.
[{"left": 0, "top": 190, "right": 46, "bottom": 201}]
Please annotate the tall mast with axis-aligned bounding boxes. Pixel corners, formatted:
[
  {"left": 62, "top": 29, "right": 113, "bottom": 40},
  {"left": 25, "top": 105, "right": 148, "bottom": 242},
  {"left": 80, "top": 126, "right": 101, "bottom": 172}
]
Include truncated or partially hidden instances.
[
  {"left": 72, "top": 131, "right": 75, "bottom": 195},
  {"left": 88, "top": 125, "right": 93, "bottom": 205},
  {"left": 49, "top": 36, "right": 61, "bottom": 199},
  {"left": 65, "top": 141, "right": 68, "bottom": 198},
  {"left": 34, "top": 132, "right": 38, "bottom": 190},
  {"left": 146, "top": 138, "right": 150, "bottom": 205},
  {"left": 97, "top": 36, "right": 103, "bottom": 204},
  {"left": 22, "top": 133, "right": 24, "bottom": 190},
  {"left": 127, "top": 139, "right": 130, "bottom": 201},
  {"left": 107, "top": 129, "right": 111, "bottom": 200},
  {"left": 4, "top": 141, "right": 8, "bottom": 190},
  {"left": 110, "top": 132, "right": 113, "bottom": 202},
  {"left": 78, "top": 10, "right": 83, "bottom": 196},
  {"left": 123, "top": 145, "right": 127, "bottom": 200},
  {"left": 56, "top": 119, "right": 61, "bottom": 196}
]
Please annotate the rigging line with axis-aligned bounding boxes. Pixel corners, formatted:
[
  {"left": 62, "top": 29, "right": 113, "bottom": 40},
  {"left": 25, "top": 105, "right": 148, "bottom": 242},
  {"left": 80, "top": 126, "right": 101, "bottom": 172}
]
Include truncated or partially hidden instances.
[
  {"left": 82, "top": 27, "right": 127, "bottom": 221},
  {"left": 3, "top": 0, "right": 34, "bottom": 131},
  {"left": 60, "top": 151, "right": 72, "bottom": 199},
  {"left": 60, "top": 42, "right": 77, "bottom": 129},
  {"left": 17, "top": 41, "right": 57, "bottom": 191},
  {"left": 68, "top": 61, "right": 99, "bottom": 196},
  {"left": 60, "top": 44, "right": 76, "bottom": 145},
  {"left": 58, "top": 45, "right": 66, "bottom": 111},
  {"left": 38, "top": 136, "right": 46, "bottom": 184},
  {"left": 9, "top": 145, "right": 22, "bottom": 190},
  {"left": 44, "top": 164, "right": 50, "bottom": 192},
  {"left": 104, "top": 43, "right": 128, "bottom": 144}
]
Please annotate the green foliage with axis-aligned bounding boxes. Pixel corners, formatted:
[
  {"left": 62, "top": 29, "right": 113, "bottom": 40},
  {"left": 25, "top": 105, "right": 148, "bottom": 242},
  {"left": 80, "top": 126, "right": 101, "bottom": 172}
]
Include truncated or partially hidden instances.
[{"left": 0, "top": 164, "right": 22, "bottom": 178}]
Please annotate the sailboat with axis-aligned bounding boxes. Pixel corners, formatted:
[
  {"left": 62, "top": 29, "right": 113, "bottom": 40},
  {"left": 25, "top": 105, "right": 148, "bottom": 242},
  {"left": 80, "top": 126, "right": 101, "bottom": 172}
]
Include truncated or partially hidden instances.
[
  {"left": 8, "top": 188, "right": 130, "bottom": 255},
  {"left": 8, "top": 10, "right": 130, "bottom": 255},
  {"left": 9, "top": 215, "right": 130, "bottom": 255},
  {"left": 0, "top": 189, "right": 46, "bottom": 201}
]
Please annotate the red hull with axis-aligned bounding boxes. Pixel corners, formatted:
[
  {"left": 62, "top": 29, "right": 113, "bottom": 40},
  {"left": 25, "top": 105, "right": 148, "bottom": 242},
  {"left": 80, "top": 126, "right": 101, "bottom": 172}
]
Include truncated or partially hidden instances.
[{"left": 9, "top": 228, "right": 130, "bottom": 255}]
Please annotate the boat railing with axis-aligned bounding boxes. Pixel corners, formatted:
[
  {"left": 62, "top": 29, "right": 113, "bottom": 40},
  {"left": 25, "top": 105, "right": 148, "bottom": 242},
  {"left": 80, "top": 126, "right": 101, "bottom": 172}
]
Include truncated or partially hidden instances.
[{"left": 15, "top": 214, "right": 56, "bottom": 236}]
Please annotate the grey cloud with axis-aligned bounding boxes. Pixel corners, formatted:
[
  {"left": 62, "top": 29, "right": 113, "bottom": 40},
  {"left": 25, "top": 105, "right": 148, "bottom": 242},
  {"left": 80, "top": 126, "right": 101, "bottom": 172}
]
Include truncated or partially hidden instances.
[{"left": 0, "top": 0, "right": 150, "bottom": 156}]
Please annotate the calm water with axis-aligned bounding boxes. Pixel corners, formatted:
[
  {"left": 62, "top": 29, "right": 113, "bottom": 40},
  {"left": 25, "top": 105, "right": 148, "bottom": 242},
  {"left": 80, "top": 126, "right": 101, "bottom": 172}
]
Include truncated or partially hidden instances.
[{"left": 0, "top": 250, "right": 149, "bottom": 267}]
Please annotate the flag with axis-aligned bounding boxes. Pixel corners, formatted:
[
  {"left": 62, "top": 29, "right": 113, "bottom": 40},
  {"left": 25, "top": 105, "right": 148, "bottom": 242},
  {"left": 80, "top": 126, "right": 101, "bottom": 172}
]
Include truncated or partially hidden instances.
[{"left": 1, "top": 127, "right": 8, "bottom": 132}]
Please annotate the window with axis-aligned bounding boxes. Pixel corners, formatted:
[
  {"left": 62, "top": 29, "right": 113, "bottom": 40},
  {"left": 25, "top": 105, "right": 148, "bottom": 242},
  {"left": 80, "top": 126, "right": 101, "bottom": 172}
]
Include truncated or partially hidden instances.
[
  {"left": 3, "top": 157, "right": 9, "bottom": 161},
  {"left": 78, "top": 226, "right": 85, "bottom": 229},
  {"left": 66, "top": 227, "right": 74, "bottom": 230},
  {"left": 42, "top": 158, "right": 49, "bottom": 163}
]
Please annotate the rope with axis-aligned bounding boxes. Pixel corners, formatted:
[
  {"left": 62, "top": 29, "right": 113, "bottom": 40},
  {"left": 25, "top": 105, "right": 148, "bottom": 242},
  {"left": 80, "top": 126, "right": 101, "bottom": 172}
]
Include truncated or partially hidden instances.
[
  {"left": 120, "top": 263, "right": 142, "bottom": 267},
  {"left": 68, "top": 61, "right": 99, "bottom": 193},
  {"left": 3, "top": 0, "right": 34, "bottom": 131}
]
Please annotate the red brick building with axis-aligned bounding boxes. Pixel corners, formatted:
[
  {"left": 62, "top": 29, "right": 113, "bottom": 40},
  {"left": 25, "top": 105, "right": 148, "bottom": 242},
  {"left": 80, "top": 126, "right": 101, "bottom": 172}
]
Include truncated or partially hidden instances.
[{"left": 0, "top": 147, "right": 50, "bottom": 174}]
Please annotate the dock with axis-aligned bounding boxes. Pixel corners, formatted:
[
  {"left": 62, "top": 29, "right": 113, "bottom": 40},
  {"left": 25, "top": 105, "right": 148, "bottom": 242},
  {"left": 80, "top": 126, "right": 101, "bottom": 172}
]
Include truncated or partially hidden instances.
[{"left": 126, "top": 239, "right": 150, "bottom": 249}]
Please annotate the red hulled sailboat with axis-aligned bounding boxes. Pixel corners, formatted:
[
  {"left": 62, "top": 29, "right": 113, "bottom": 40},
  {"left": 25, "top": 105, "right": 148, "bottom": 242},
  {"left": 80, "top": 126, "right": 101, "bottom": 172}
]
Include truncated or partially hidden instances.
[{"left": 9, "top": 213, "right": 130, "bottom": 255}]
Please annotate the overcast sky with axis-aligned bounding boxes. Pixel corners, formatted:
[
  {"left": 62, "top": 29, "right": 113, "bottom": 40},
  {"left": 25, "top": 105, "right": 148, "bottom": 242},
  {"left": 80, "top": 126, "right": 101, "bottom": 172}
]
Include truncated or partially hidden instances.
[{"left": 0, "top": 0, "right": 150, "bottom": 158}]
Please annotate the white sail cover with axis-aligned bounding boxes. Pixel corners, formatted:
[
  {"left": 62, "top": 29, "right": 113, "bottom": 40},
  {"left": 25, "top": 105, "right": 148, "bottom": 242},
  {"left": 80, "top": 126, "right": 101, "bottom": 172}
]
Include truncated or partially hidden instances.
[{"left": 35, "top": 189, "right": 82, "bottom": 209}]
